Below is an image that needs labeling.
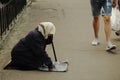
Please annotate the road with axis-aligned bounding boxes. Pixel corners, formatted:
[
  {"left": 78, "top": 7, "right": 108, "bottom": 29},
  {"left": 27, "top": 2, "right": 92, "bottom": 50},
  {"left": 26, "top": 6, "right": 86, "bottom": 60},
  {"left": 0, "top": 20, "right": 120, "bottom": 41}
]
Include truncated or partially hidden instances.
[{"left": 0, "top": 0, "right": 120, "bottom": 80}]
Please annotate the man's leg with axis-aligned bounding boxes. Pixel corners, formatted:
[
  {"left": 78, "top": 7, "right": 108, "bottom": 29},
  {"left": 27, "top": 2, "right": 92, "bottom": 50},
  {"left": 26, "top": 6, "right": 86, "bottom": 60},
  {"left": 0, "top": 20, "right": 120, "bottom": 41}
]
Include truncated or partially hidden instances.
[
  {"left": 103, "top": 16, "right": 116, "bottom": 50},
  {"left": 103, "top": 16, "right": 111, "bottom": 42},
  {"left": 90, "top": 0, "right": 101, "bottom": 45},
  {"left": 92, "top": 16, "right": 100, "bottom": 45},
  {"left": 93, "top": 16, "right": 100, "bottom": 39},
  {"left": 102, "top": 0, "right": 116, "bottom": 51}
]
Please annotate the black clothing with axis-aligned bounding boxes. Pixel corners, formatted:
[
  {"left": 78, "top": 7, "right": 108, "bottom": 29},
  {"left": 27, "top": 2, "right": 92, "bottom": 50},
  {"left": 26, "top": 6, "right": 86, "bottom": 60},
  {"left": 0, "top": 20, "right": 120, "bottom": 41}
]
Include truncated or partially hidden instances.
[{"left": 5, "top": 28, "right": 53, "bottom": 70}]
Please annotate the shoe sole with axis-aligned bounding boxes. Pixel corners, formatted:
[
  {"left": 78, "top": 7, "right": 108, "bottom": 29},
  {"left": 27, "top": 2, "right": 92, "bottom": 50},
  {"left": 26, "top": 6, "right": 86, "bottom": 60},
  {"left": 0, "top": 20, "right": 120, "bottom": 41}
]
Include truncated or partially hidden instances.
[
  {"left": 106, "top": 46, "right": 116, "bottom": 51},
  {"left": 92, "top": 42, "right": 100, "bottom": 46}
]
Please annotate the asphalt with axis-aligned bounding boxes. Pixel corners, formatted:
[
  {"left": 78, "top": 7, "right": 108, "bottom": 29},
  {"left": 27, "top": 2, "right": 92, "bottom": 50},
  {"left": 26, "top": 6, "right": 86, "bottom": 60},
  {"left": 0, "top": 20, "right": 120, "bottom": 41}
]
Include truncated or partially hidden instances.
[{"left": 0, "top": 0, "right": 120, "bottom": 80}]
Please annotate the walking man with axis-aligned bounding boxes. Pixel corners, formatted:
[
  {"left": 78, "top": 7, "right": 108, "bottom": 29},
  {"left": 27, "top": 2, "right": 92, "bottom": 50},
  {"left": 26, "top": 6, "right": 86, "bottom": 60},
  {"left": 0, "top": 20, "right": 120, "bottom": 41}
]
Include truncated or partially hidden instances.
[{"left": 90, "top": 0, "right": 117, "bottom": 51}]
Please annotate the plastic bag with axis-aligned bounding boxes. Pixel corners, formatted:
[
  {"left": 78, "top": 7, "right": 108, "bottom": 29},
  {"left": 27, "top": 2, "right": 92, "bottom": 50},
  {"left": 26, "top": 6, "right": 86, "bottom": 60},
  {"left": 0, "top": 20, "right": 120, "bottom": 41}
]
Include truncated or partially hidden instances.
[{"left": 111, "top": 8, "right": 120, "bottom": 31}]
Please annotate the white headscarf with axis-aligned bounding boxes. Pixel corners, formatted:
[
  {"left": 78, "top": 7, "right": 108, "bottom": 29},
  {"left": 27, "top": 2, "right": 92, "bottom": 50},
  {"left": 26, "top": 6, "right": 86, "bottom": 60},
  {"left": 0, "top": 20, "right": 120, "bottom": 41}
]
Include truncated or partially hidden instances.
[{"left": 38, "top": 22, "right": 56, "bottom": 39}]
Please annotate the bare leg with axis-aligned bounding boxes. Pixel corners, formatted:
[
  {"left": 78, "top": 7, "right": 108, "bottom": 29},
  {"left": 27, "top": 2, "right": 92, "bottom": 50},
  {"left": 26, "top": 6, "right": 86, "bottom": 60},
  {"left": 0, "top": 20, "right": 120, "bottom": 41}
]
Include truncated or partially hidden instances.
[
  {"left": 93, "top": 16, "right": 100, "bottom": 38},
  {"left": 92, "top": 16, "right": 100, "bottom": 45},
  {"left": 103, "top": 16, "right": 111, "bottom": 42},
  {"left": 103, "top": 16, "right": 116, "bottom": 50}
]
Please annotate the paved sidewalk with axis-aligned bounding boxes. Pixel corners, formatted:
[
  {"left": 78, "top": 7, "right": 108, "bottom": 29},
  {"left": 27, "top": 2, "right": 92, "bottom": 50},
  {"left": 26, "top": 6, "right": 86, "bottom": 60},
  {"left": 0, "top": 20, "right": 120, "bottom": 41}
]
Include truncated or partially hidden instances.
[{"left": 0, "top": 0, "right": 120, "bottom": 80}]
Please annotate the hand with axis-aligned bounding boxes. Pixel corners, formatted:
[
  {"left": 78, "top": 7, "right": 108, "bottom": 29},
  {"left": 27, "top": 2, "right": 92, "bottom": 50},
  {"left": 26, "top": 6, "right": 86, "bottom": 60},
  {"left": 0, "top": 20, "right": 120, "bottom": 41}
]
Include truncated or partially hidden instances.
[
  {"left": 48, "top": 64, "right": 55, "bottom": 71},
  {"left": 46, "top": 34, "right": 53, "bottom": 44},
  {"left": 112, "top": 1, "right": 117, "bottom": 8}
]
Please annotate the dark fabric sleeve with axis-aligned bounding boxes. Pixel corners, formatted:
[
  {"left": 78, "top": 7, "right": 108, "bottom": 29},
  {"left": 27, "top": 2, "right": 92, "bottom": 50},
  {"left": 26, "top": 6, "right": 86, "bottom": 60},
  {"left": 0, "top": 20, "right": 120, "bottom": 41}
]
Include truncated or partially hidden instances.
[{"left": 25, "top": 32, "right": 53, "bottom": 67}]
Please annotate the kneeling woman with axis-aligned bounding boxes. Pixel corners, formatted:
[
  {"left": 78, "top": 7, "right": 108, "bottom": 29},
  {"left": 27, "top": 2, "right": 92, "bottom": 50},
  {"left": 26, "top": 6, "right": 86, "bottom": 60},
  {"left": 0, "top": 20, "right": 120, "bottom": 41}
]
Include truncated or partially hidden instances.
[{"left": 4, "top": 22, "right": 56, "bottom": 70}]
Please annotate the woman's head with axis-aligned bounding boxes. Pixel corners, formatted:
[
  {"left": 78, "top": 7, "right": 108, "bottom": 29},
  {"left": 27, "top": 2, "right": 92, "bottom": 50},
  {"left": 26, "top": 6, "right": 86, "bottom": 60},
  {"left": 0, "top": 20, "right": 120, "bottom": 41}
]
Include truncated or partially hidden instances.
[{"left": 38, "top": 22, "right": 56, "bottom": 39}]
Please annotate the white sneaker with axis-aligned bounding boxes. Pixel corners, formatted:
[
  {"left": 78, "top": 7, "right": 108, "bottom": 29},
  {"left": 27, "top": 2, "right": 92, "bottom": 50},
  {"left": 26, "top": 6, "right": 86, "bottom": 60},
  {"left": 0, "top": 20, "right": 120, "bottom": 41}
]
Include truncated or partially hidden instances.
[
  {"left": 92, "top": 39, "right": 100, "bottom": 46},
  {"left": 106, "top": 45, "right": 116, "bottom": 51}
]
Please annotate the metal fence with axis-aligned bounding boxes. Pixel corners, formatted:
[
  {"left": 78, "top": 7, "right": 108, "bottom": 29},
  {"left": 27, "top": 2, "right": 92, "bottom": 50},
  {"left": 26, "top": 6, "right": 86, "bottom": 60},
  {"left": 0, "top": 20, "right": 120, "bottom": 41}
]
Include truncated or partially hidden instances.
[{"left": 0, "top": 0, "right": 26, "bottom": 38}]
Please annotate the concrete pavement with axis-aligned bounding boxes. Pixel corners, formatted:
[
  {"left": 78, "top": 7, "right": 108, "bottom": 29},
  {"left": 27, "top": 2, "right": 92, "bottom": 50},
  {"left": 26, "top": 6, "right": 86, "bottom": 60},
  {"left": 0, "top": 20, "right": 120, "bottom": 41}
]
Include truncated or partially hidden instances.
[{"left": 0, "top": 0, "right": 120, "bottom": 80}]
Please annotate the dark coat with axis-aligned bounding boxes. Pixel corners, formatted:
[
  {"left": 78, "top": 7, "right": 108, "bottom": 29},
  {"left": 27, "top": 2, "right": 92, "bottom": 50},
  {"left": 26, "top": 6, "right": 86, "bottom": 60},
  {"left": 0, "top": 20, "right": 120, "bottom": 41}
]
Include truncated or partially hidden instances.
[
  {"left": 9, "top": 28, "right": 52, "bottom": 70},
  {"left": 0, "top": 0, "right": 10, "bottom": 4}
]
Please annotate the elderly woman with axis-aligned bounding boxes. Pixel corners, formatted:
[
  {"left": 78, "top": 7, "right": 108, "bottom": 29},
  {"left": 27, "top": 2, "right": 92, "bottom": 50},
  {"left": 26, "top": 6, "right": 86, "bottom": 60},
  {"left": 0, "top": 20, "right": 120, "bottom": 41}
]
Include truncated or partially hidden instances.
[{"left": 4, "top": 22, "right": 56, "bottom": 70}]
